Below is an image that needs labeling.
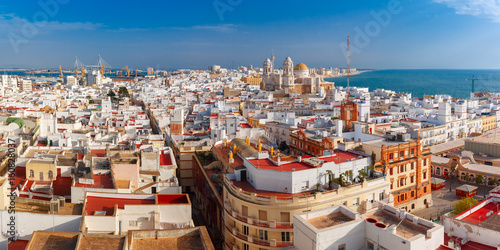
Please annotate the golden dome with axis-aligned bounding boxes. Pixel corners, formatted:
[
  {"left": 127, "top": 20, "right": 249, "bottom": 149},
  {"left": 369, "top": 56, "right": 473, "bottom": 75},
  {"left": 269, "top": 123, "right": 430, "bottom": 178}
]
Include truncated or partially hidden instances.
[{"left": 294, "top": 63, "right": 308, "bottom": 70}]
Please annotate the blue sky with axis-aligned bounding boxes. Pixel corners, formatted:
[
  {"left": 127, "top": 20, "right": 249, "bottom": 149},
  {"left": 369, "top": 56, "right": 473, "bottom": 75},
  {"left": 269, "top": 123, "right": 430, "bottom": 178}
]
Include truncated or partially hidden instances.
[{"left": 1, "top": 0, "right": 500, "bottom": 69}]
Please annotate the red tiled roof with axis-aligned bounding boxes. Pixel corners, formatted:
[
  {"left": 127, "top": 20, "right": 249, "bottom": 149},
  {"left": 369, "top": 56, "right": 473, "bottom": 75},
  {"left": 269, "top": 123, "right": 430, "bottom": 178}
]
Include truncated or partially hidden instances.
[
  {"left": 240, "top": 123, "right": 252, "bottom": 129},
  {"left": 52, "top": 176, "right": 73, "bottom": 196},
  {"left": 444, "top": 235, "right": 495, "bottom": 250},
  {"left": 8, "top": 240, "right": 29, "bottom": 250},
  {"left": 84, "top": 196, "right": 155, "bottom": 216},
  {"left": 74, "top": 174, "right": 114, "bottom": 189},
  {"left": 90, "top": 149, "right": 106, "bottom": 157},
  {"left": 458, "top": 197, "right": 500, "bottom": 225},
  {"left": 157, "top": 194, "right": 189, "bottom": 204},
  {"left": 160, "top": 153, "right": 173, "bottom": 166}
]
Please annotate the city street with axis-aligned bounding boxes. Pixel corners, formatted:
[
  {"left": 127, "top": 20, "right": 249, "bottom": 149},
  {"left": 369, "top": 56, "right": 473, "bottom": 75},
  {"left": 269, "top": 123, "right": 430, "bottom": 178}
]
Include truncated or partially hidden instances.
[{"left": 411, "top": 175, "right": 495, "bottom": 220}]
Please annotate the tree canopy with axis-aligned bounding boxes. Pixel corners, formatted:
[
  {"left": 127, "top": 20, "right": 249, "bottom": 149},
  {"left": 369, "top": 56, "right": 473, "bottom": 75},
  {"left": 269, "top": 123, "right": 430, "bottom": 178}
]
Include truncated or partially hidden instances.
[{"left": 451, "top": 197, "right": 479, "bottom": 216}]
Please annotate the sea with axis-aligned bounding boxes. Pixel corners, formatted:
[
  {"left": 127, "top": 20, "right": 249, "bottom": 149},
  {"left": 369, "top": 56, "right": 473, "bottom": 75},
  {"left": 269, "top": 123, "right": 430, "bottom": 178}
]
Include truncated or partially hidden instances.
[{"left": 325, "top": 69, "right": 500, "bottom": 99}]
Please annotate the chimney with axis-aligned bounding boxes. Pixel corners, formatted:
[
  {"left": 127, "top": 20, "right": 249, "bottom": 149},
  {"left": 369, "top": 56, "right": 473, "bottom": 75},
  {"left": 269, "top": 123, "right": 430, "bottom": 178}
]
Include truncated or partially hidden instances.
[{"left": 298, "top": 156, "right": 302, "bottom": 162}]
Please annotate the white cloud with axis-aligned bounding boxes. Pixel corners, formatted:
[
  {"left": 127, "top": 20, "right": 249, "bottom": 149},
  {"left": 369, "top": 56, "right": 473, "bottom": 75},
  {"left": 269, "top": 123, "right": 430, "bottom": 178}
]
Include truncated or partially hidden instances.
[
  {"left": 434, "top": 0, "right": 500, "bottom": 22},
  {"left": 0, "top": 13, "right": 102, "bottom": 34},
  {"left": 174, "top": 24, "right": 237, "bottom": 33}
]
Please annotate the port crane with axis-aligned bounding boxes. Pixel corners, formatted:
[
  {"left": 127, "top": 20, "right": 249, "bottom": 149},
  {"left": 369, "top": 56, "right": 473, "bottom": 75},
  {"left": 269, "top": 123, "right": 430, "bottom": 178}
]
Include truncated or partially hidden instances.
[{"left": 466, "top": 75, "right": 485, "bottom": 93}]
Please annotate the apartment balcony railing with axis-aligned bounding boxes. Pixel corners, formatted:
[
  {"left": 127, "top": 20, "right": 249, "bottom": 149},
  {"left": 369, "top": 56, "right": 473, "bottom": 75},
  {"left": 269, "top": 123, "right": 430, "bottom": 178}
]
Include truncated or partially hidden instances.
[
  {"left": 224, "top": 202, "right": 293, "bottom": 229},
  {"left": 225, "top": 222, "right": 293, "bottom": 248}
]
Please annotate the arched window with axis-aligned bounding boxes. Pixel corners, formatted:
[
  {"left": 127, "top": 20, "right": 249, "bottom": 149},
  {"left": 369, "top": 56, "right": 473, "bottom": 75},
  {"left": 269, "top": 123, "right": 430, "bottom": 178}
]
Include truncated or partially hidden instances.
[
  {"left": 436, "top": 167, "right": 441, "bottom": 175},
  {"left": 48, "top": 170, "right": 53, "bottom": 180},
  {"left": 29, "top": 170, "right": 34, "bottom": 178}
]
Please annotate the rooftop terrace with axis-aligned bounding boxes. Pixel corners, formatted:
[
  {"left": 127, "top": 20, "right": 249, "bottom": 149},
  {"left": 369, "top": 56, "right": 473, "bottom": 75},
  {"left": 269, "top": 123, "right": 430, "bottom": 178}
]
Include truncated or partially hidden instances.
[{"left": 307, "top": 211, "right": 354, "bottom": 229}]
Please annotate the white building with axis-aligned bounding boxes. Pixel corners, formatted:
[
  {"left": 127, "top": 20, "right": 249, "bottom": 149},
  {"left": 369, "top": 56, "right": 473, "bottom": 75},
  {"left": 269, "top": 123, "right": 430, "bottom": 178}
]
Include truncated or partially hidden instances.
[
  {"left": 293, "top": 204, "right": 444, "bottom": 250},
  {"left": 80, "top": 192, "right": 193, "bottom": 235}
]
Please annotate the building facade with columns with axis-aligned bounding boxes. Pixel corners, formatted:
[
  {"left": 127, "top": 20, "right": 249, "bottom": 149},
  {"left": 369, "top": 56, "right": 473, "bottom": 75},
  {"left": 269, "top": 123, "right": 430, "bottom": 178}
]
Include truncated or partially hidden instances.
[{"left": 261, "top": 56, "right": 334, "bottom": 94}]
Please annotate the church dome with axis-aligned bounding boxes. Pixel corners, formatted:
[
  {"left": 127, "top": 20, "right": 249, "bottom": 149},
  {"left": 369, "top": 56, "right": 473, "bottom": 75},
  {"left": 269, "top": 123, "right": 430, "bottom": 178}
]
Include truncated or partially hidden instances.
[{"left": 294, "top": 63, "right": 308, "bottom": 70}]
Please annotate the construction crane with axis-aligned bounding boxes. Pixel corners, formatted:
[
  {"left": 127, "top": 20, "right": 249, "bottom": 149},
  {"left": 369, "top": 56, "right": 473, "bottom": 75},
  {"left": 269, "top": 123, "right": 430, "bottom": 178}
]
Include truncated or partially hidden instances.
[
  {"left": 466, "top": 75, "right": 485, "bottom": 94},
  {"left": 126, "top": 66, "right": 130, "bottom": 77},
  {"left": 81, "top": 63, "right": 85, "bottom": 78},
  {"left": 119, "top": 67, "right": 124, "bottom": 77},
  {"left": 59, "top": 65, "right": 63, "bottom": 78},
  {"left": 101, "top": 64, "right": 105, "bottom": 76}
]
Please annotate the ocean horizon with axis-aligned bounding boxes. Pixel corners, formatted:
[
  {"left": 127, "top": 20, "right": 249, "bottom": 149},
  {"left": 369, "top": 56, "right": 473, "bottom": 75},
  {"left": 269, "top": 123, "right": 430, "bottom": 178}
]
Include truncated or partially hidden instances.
[{"left": 325, "top": 69, "right": 500, "bottom": 99}]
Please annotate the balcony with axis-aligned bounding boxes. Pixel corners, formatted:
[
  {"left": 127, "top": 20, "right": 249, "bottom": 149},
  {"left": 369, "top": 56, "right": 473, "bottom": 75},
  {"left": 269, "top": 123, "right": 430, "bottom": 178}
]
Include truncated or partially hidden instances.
[
  {"left": 224, "top": 202, "right": 293, "bottom": 229},
  {"left": 225, "top": 222, "right": 293, "bottom": 248}
]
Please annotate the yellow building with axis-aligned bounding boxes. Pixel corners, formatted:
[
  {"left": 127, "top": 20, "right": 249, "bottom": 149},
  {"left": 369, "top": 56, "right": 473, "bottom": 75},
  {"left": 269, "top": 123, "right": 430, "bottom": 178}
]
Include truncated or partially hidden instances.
[
  {"left": 26, "top": 157, "right": 56, "bottom": 181},
  {"left": 213, "top": 139, "right": 392, "bottom": 250},
  {"left": 241, "top": 76, "right": 263, "bottom": 86},
  {"left": 482, "top": 115, "right": 497, "bottom": 132}
]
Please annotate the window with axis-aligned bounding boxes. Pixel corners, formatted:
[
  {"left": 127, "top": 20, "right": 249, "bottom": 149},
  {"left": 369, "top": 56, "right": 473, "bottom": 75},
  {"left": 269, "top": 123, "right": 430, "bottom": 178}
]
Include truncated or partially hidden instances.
[
  {"left": 379, "top": 191, "right": 385, "bottom": 200},
  {"left": 411, "top": 191, "right": 415, "bottom": 197},
  {"left": 29, "top": 170, "right": 34, "bottom": 178},
  {"left": 423, "top": 172, "right": 427, "bottom": 179},
  {"left": 338, "top": 244, "right": 346, "bottom": 250},
  {"left": 301, "top": 181, "right": 309, "bottom": 190},
  {"left": 411, "top": 162, "right": 415, "bottom": 170},
  {"left": 48, "top": 170, "right": 53, "bottom": 180},
  {"left": 390, "top": 182, "right": 393, "bottom": 189},
  {"left": 424, "top": 187, "right": 427, "bottom": 193},
  {"left": 400, "top": 165, "right": 404, "bottom": 173},
  {"left": 243, "top": 243, "right": 249, "bottom": 250},
  {"left": 400, "top": 178, "right": 404, "bottom": 186},
  {"left": 259, "top": 230, "right": 268, "bottom": 241},
  {"left": 423, "top": 159, "right": 427, "bottom": 166},
  {"left": 282, "top": 232, "right": 290, "bottom": 242},
  {"left": 389, "top": 153, "right": 393, "bottom": 161},
  {"left": 390, "top": 168, "right": 393, "bottom": 175},
  {"left": 243, "top": 225, "right": 249, "bottom": 236},
  {"left": 400, "top": 151, "right": 404, "bottom": 158},
  {"left": 411, "top": 149, "right": 414, "bottom": 156},
  {"left": 353, "top": 198, "right": 359, "bottom": 206},
  {"left": 410, "top": 176, "right": 414, "bottom": 183}
]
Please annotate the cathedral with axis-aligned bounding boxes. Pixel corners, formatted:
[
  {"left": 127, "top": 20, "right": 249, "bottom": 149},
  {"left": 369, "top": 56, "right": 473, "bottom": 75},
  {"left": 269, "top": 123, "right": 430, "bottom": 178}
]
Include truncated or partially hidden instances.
[{"left": 261, "top": 55, "right": 335, "bottom": 94}]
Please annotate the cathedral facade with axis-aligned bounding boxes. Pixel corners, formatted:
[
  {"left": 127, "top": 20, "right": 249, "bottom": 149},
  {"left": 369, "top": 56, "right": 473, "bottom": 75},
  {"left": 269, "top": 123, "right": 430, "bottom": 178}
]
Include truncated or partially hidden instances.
[{"left": 261, "top": 56, "right": 334, "bottom": 94}]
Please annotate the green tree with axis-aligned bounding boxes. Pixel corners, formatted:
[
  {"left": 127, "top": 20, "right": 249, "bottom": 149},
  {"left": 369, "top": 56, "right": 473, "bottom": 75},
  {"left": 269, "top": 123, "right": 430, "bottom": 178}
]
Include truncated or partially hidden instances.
[
  {"left": 358, "top": 168, "right": 368, "bottom": 181},
  {"left": 118, "top": 87, "right": 130, "bottom": 98},
  {"left": 107, "top": 89, "right": 116, "bottom": 97},
  {"left": 451, "top": 197, "right": 479, "bottom": 215},
  {"left": 489, "top": 178, "right": 499, "bottom": 186},
  {"left": 278, "top": 141, "right": 289, "bottom": 152},
  {"left": 475, "top": 174, "right": 483, "bottom": 184}
]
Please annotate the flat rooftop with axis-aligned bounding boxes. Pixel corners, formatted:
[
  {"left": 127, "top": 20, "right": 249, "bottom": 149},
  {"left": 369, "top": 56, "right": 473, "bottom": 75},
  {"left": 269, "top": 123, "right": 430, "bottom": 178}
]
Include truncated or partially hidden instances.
[
  {"left": 367, "top": 210, "right": 432, "bottom": 240},
  {"left": 77, "top": 234, "right": 125, "bottom": 250},
  {"left": 26, "top": 231, "right": 78, "bottom": 250},
  {"left": 457, "top": 197, "right": 500, "bottom": 225},
  {"left": 84, "top": 193, "right": 189, "bottom": 216},
  {"left": 74, "top": 174, "right": 114, "bottom": 189},
  {"left": 307, "top": 211, "right": 354, "bottom": 229},
  {"left": 231, "top": 178, "right": 312, "bottom": 198},
  {"left": 128, "top": 227, "right": 215, "bottom": 250},
  {"left": 247, "top": 150, "right": 366, "bottom": 172},
  {"left": 467, "top": 129, "right": 500, "bottom": 145}
]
